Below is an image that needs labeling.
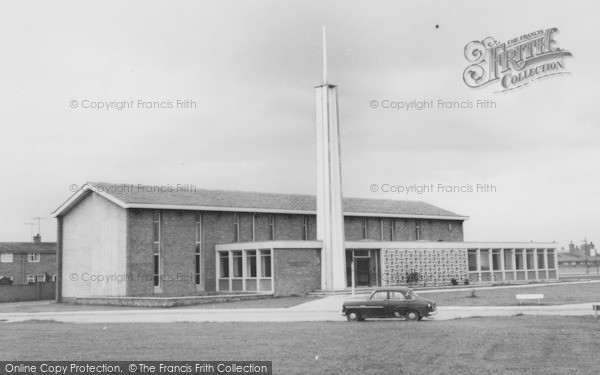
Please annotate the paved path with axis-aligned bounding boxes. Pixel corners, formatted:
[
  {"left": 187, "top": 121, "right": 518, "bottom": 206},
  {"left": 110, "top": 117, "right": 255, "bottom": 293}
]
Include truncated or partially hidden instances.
[{"left": 1, "top": 298, "right": 598, "bottom": 324}]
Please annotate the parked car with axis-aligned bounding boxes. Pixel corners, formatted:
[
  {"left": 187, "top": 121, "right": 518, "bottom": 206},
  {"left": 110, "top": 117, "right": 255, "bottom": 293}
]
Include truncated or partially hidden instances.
[{"left": 341, "top": 287, "right": 437, "bottom": 322}]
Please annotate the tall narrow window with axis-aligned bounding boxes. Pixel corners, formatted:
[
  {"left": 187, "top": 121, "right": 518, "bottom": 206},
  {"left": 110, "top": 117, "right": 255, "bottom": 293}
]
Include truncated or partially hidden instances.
[
  {"left": 389, "top": 219, "right": 395, "bottom": 241},
  {"left": 537, "top": 250, "right": 545, "bottom": 269},
  {"left": 232, "top": 251, "right": 243, "bottom": 277},
  {"left": 261, "top": 250, "right": 272, "bottom": 277},
  {"left": 195, "top": 214, "right": 202, "bottom": 286},
  {"left": 302, "top": 215, "right": 308, "bottom": 241},
  {"left": 247, "top": 250, "right": 257, "bottom": 277},
  {"left": 268, "top": 215, "right": 275, "bottom": 241},
  {"left": 233, "top": 213, "right": 239, "bottom": 242},
  {"left": 362, "top": 218, "right": 368, "bottom": 239},
  {"left": 219, "top": 252, "right": 229, "bottom": 278},
  {"left": 153, "top": 211, "right": 162, "bottom": 290},
  {"left": 415, "top": 220, "right": 421, "bottom": 240},
  {"left": 547, "top": 250, "right": 555, "bottom": 269}
]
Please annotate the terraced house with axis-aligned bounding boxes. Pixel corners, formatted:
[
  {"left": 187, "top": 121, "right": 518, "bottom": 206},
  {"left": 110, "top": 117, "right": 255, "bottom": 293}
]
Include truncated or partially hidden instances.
[
  {"left": 0, "top": 235, "right": 57, "bottom": 284},
  {"left": 52, "top": 182, "right": 558, "bottom": 301}
]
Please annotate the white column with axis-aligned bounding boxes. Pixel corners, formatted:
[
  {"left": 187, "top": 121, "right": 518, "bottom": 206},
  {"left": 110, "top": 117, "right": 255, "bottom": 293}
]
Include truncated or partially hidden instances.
[
  {"left": 316, "top": 84, "right": 346, "bottom": 291},
  {"left": 476, "top": 248, "right": 481, "bottom": 282}
]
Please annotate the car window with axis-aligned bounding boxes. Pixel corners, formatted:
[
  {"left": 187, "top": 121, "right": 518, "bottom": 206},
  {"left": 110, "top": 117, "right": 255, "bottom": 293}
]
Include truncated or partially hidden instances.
[
  {"left": 370, "top": 291, "right": 388, "bottom": 300},
  {"left": 389, "top": 291, "right": 406, "bottom": 301}
]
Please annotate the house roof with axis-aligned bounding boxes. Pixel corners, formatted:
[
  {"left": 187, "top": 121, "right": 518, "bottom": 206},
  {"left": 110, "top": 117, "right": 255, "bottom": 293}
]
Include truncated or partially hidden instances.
[
  {"left": 0, "top": 242, "right": 57, "bottom": 254},
  {"left": 52, "top": 182, "right": 469, "bottom": 220}
]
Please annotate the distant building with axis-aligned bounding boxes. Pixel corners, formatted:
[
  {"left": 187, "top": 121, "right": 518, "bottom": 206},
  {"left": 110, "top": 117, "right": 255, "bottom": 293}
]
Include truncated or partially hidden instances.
[
  {"left": 0, "top": 235, "right": 57, "bottom": 284},
  {"left": 568, "top": 241, "right": 596, "bottom": 256}
]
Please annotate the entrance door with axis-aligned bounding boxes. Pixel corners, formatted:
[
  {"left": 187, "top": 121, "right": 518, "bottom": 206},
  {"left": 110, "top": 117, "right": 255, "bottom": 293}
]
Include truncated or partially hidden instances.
[
  {"left": 355, "top": 258, "right": 371, "bottom": 286},
  {"left": 346, "top": 249, "right": 380, "bottom": 287}
]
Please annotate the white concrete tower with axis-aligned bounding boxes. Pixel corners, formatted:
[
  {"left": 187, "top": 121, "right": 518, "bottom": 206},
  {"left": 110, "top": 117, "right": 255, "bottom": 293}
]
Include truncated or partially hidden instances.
[{"left": 315, "top": 27, "right": 346, "bottom": 290}]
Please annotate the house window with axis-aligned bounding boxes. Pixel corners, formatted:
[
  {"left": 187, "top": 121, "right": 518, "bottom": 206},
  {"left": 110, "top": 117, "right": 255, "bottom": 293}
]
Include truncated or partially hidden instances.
[
  {"left": 415, "top": 220, "right": 421, "bottom": 240},
  {"left": 268, "top": 215, "right": 275, "bottom": 241},
  {"left": 152, "top": 211, "right": 162, "bottom": 291},
  {"left": 302, "top": 216, "right": 308, "bottom": 241},
  {"left": 233, "top": 213, "right": 240, "bottom": 242},
  {"left": 389, "top": 219, "right": 395, "bottom": 241},
  {"left": 0, "top": 253, "right": 13, "bottom": 263},
  {"left": 362, "top": 218, "right": 368, "bottom": 239},
  {"left": 448, "top": 223, "right": 452, "bottom": 231},
  {"left": 52, "top": 275, "right": 57, "bottom": 282},
  {"left": 28, "top": 253, "right": 40, "bottom": 263},
  {"left": 195, "top": 214, "right": 202, "bottom": 286}
]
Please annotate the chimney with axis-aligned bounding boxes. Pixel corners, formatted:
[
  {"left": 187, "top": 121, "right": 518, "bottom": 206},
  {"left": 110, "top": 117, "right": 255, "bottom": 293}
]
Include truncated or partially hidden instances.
[{"left": 33, "top": 234, "right": 41, "bottom": 244}]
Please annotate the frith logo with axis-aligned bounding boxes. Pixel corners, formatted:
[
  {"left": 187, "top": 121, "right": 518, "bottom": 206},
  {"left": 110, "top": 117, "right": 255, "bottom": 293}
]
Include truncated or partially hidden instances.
[{"left": 463, "top": 27, "right": 573, "bottom": 92}]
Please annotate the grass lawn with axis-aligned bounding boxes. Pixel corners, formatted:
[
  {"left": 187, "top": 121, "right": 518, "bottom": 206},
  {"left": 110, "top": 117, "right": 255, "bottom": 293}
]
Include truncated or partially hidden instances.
[
  {"left": 419, "top": 282, "right": 600, "bottom": 306},
  {"left": 1, "top": 317, "right": 599, "bottom": 374}
]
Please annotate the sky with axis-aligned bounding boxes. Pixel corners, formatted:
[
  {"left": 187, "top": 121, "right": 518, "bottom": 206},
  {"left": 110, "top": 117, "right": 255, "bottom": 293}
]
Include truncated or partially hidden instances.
[{"left": 0, "top": 0, "right": 598, "bottom": 250}]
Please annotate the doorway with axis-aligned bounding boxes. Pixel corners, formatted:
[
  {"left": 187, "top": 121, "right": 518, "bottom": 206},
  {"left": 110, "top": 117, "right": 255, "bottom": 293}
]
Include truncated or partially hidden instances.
[{"left": 346, "top": 249, "right": 380, "bottom": 287}]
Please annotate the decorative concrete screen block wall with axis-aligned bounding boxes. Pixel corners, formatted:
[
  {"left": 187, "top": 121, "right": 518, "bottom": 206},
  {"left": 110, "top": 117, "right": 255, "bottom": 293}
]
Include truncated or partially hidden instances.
[{"left": 381, "top": 248, "right": 469, "bottom": 286}]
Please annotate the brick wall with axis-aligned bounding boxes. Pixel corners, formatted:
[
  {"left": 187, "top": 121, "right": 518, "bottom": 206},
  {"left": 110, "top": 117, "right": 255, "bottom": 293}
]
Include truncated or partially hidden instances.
[
  {"left": 0, "top": 253, "right": 56, "bottom": 284},
  {"left": 0, "top": 282, "right": 56, "bottom": 303},
  {"left": 273, "top": 249, "right": 321, "bottom": 296}
]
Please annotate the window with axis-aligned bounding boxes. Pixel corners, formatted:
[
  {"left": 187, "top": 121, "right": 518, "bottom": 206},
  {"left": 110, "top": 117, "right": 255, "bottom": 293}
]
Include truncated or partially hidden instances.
[
  {"left": 526, "top": 250, "right": 535, "bottom": 270},
  {"left": 389, "top": 219, "right": 395, "bottom": 241},
  {"left": 515, "top": 249, "right": 524, "bottom": 270},
  {"left": 52, "top": 275, "right": 57, "bottom": 282},
  {"left": 195, "top": 214, "right": 202, "bottom": 285},
  {"left": 247, "top": 250, "right": 257, "bottom": 277},
  {"left": 370, "top": 291, "right": 387, "bottom": 300},
  {"left": 389, "top": 291, "right": 406, "bottom": 301},
  {"left": 415, "top": 220, "right": 421, "bottom": 240},
  {"left": 28, "top": 253, "right": 40, "bottom": 262},
  {"left": 268, "top": 215, "right": 275, "bottom": 241},
  {"left": 448, "top": 223, "right": 452, "bottom": 231},
  {"left": 0, "top": 253, "right": 13, "bottom": 263},
  {"left": 152, "top": 211, "right": 162, "bottom": 290},
  {"left": 492, "top": 250, "right": 501, "bottom": 271},
  {"left": 537, "top": 250, "right": 545, "bottom": 269},
  {"left": 480, "top": 249, "right": 490, "bottom": 271},
  {"left": 302, "top": 216, "right": 308, "bottom": 241},
  {"left": 504, "top": 250, "right": 514, "bottom": 270},
  {"left": 362, "top": 218, "right": 368, "bottom": 239},
  {"left": 547, "top": 251, "right": 555, "bottom": 269},
  {"left": 233, "top": 213, "right": 239, "bottom": 242},
  {"left": 232, "top": 251, "right": 243, "bottom": 278},
  {"left": 153, "top": 254, "right": 160, "bottom": 287},
  {"left": 219, "top": 252, "right": 230, "bottom": 278},
  {"left": 468, "top": 250, "right": 478, "bottom": 271},
  {"left": 261, "top": 250, "right": 272, "bottom": 277}
]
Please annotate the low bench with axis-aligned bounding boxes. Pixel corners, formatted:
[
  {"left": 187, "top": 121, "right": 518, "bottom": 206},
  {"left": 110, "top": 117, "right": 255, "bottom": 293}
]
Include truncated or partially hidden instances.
[{"left": 516, "top": 294, "right": 544, "bottom": 305}]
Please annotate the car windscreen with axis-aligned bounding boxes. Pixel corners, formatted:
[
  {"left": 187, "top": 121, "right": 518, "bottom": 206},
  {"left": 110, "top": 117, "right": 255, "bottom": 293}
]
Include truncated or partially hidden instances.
[{"left": 407, "top": 290, "right": 419, "bottom": 299}]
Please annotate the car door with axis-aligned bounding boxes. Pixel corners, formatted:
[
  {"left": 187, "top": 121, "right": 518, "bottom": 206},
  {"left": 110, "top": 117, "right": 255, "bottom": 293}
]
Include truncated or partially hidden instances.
[
  {"left": 365, "top": 291, "right": 388, "bottom": 318},
  {"left": 388, "top": 291, "right": 408, "bottom": 317}
]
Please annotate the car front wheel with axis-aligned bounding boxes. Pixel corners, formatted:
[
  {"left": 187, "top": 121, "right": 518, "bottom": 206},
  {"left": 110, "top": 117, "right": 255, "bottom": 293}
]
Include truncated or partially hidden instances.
[
  {"left": 346, "top": 310, "right": 361, "bottom": 322},
  {"left": 405, "top": 310, "right": 420, "bottom": 321}
]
